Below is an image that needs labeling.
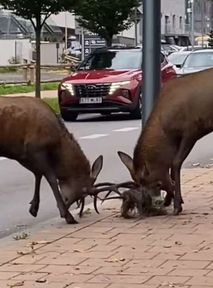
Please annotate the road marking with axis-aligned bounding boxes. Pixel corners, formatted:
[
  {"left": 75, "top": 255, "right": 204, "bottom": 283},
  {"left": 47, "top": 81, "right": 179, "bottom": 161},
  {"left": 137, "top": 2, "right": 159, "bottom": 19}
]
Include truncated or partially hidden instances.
[
  {"left": 80, "top": 133, "right": 109, "bottom": 140},
  {"left": 113, "top": 127, "right": 140, "bottom": 132}
]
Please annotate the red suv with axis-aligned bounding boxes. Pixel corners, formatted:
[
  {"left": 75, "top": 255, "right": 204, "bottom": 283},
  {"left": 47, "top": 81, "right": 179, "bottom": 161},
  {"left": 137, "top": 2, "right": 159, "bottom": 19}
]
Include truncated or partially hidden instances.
[{"left": 58, "top": 47, "right": 176, "bottom": 121}]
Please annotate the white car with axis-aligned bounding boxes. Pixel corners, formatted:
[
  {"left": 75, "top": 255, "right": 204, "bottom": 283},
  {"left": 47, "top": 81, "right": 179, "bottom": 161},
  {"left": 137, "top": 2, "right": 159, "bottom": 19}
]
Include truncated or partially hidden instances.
[
  {"left": 168, "top": 51, "right": 191, "bottom": 74},
  {"left": 178, "top": 49, "right": 213, "bottom": 75}
]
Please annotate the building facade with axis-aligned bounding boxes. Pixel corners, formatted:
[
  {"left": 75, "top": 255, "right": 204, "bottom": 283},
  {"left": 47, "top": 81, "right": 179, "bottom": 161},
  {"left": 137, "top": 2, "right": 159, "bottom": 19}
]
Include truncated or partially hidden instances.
[{"left": 185, "top": 0, "right": 212, "bottom": 35}]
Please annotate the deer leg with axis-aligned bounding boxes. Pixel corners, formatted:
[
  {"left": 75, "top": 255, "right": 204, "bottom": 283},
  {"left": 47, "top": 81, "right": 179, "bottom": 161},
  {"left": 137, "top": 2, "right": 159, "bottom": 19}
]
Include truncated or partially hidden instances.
[
  {"left": 163, "top": 173, "right": 175, "bottom": 207},
  {"left": 172, "top": 137, "right": 195, "bottom": 215},
  {"left": 30, "top": 151, "right": 78, "bottom": 224},
  {"left": 29, "top": 174, "right": 42, "bottom": 217},
  {"left": 170, "top": 167, "right": 184, "bottom": 204},
  {"left": 44, "top": 171, "right": 78, "bottom": 224}
]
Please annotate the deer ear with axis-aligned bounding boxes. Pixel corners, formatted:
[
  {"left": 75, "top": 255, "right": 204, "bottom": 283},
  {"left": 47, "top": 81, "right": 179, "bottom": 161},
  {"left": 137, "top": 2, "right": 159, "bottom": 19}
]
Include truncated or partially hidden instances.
[
  {"left": 91, "top": 155, "right": 103, "bottom": 180},
  {"left": 117, "top": 151, "right": 134, "bottom": 176}
]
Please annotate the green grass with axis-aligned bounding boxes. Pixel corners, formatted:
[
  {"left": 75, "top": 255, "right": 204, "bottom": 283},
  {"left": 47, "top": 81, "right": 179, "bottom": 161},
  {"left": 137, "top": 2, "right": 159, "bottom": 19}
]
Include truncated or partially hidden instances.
[
  {"left": 0, "top": 82, "right": 59, "bottom": 96},
  {"left": 43, "top": 97, "right": 60, "bottom": 114},
  {"left": 0, "top": 67, "right": 18, "bottom": 73}
]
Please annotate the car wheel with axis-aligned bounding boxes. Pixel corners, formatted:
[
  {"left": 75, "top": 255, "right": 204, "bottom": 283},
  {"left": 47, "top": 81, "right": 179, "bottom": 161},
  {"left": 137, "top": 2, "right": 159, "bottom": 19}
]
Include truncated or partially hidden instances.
[
  {"left": 130, "top": 92, "right": 142, "bottom": 119},
  {"left": 61, "top": 111, "right": 78, "bottom": 122}
]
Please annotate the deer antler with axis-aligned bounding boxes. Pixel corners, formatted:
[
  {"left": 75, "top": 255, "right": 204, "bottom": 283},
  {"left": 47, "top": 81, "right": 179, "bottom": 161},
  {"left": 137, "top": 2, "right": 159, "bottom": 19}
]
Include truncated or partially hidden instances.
[{"left": 77, "top": 181, "right": 139, "bottom": 216}]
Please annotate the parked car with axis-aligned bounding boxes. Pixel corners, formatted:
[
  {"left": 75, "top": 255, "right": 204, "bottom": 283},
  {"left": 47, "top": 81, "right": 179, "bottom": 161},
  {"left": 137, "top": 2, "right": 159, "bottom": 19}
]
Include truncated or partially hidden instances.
[
  {"left": 58, "top": 47, "right": 177, "bottom": 121},
  {"left": 168, "top": 51, "right": 191, "bottom": 73},
  {"left": 178, "top": 45, "right": 209, "bottom": 52},
  {"left": 178, "top": 49, "right": 213, "bottom": 76},
  {"left": 161, "top": 44, "right": 181, "bottom": 56}
]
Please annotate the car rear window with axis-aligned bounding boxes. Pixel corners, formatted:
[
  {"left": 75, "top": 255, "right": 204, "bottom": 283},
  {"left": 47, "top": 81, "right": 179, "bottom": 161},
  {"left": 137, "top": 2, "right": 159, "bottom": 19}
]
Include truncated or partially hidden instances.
[{"left": 183, "top": 52, "right": 213, "bottom": 68}]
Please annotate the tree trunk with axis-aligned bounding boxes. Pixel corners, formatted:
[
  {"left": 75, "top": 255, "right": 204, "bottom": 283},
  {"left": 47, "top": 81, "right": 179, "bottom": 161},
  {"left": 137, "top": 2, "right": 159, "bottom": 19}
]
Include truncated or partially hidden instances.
[
  {"left": 106, "top": 36, "right": 113, "bottom": 47},
  {"left": 35, "top": 15, "right": 41, "bottom": 98}
]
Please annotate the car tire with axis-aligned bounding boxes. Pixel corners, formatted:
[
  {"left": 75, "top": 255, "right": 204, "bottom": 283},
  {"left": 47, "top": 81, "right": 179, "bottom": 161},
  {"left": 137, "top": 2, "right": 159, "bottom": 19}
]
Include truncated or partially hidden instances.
[
  {"left": 61, "top": 111, "right": 78, "bottom": 122},
  {"left": 130, "top": 92, "right": 142, "bottom": 119}
]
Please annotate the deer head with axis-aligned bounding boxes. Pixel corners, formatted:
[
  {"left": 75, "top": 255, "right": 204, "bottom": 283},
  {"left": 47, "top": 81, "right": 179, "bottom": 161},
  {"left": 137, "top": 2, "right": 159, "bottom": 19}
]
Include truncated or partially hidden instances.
[
  {"left": 117, "top": 151, "right": 163, "bottom": 198},
  {"left": 58, "top": 155, "right": 104, "bottom": 210}
]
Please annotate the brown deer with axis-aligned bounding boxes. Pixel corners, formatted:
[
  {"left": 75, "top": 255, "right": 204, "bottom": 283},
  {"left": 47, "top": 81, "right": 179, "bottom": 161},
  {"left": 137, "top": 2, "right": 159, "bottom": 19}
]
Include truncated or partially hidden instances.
[
  {"left": 0, "top": 96, "right": 112, "bottom": 224},
  {"left": 117, "top": 68, "right": 213, "bottom": 215}
]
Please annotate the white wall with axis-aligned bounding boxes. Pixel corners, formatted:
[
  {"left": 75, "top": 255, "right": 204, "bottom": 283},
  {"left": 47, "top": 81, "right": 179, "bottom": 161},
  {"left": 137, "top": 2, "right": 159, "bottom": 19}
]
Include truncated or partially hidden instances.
[
  {"left": 40, "top": 43, "right": 64, "bottom": 65},
  {"left": 0, "top": 39, "right": 31, "bottom": 65},
  {"left": 49, "top": 12, "right": 75, "bottom": 28}
]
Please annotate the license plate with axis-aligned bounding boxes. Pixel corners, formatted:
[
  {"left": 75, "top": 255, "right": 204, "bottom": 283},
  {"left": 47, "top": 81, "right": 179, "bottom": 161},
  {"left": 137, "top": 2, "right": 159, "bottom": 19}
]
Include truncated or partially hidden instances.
[{"left": 80, "top": 97, "right": 102, "bottom": 104}]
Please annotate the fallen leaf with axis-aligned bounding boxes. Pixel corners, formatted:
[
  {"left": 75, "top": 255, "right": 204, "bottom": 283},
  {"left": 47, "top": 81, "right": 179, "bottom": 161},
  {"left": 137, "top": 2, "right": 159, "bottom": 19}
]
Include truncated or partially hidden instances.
[
  {"left": 163, "top": 245, "right": 172, "bottom": 248},
  {"left": 13, "top": 232, "right": 29, "bottom": 241},
  {"left": 36, "top": 279, "right": 47, "bottom": 283},
  {"left": 7, "top": 281, "right": 24, "bottom": 287},
  {"left": 192, "top": 162, "right": 200, "bottom": 167},
  {"left": 17, "top": 248, "right": 36, "bottom": 256},
  {"left": 105, "top": 257, "right": 125, "bottom": 263},
  {"left": 84, "top": 208, "right": 91, "bottom": 215},
  {"left": 17, "top": 251, "right": 28, "bottom": 256},
  {"left": 31, "top": 240, "right": 51, "bottom": 245},
  {"left": 73, "top": 249, "right": 82, "bottom": 253}
]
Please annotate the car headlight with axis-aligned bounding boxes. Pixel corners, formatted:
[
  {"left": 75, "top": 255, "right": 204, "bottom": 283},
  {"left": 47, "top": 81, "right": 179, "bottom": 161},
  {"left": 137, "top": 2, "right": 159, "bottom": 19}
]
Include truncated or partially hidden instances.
[
  {"left": 61, "top": 83, "right": 75, "bottom": 95},
  {"left": 109, "top": 81, "right": 130, "bottom": 95}
]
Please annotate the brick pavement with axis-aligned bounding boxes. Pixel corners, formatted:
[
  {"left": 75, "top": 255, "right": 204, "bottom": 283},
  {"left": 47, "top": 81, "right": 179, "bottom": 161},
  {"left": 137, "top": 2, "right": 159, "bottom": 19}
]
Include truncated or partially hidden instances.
[
  {"left": 1, "top": 167, "right": 213, "bottom": 287},
  {"left": 5, "top": 90, "right": 57, "bottom": 98}
]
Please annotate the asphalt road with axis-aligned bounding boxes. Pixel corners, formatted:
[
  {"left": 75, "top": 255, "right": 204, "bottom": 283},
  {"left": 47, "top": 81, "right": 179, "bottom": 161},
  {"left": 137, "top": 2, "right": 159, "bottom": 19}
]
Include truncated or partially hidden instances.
[{"left": 1, "top": 113, "right": 213, "bottom": 240}]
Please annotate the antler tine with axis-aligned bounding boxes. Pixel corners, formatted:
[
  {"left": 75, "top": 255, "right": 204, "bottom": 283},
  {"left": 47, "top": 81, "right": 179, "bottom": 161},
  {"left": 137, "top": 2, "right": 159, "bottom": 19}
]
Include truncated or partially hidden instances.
[
  {"left": 115, "top": 181, "right": 139, "bottom": 189},
  {"left": 101, "top": 187, "right": 122, "bottom": 203},
  {"left": 100, "top": 181, "right": 138, "bottom": 203},
  {"left": 88, "top": 181, "right": 139, "bottom": 215},
  {"left": 94, "top": 182, "right": 116, "bottom": 188},
  {"left": 78, "top": 197, "right": 85, "bottom": 218},
  {"left": 91, "top": 184, "right": 122, "bottom": 215},
  {"left": 93, "top": 196, "right": 100, "bottom": 215},
  {"left": 100, "top": 196, "right": 124, "bottom": 201}
]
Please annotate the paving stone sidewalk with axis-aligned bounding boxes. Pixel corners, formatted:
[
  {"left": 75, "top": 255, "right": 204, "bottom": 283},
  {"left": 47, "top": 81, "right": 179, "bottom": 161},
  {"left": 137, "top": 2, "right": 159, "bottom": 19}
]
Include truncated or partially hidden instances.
[
  {"left": 1, "top": 167, "right": 213, "bottom": 288},
  {"left": 5, "top": 90, "right": 57, "bottom": 98}
]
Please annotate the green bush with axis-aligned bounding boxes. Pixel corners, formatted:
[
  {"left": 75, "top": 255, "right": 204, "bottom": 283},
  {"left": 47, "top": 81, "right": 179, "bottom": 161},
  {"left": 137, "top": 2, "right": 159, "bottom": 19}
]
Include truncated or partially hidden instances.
[
  {"left": 0, "top": 82, "right": 59, "bottom": 96},
  {"left": 43, "top": 97, "right": 60, "bottom": 114}
]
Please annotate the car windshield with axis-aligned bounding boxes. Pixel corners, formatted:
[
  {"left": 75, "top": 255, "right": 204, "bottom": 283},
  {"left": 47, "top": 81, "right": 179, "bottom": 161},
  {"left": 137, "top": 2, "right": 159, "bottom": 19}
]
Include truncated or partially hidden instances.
[
  {"left": 78, "top": 50, "right": 142, "bottom": 70},
  {"left": 168, "top": 53, "right": 189, "bottom": 65},
  {"left": 183, "top": 52, "right": 213, "bottom": 68}
]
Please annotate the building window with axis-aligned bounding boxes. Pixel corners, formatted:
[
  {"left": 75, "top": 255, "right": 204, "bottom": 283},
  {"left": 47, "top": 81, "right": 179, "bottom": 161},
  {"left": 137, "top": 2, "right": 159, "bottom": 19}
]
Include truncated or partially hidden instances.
[
  {"left": 165, "top": 15, "right": 169, "bottom": 33},
  {"left": 179, "top": 16, "right": 183, "bottom": 29},
  {"left": 172, "top": 14, "right": 176, "bottom": 29}
]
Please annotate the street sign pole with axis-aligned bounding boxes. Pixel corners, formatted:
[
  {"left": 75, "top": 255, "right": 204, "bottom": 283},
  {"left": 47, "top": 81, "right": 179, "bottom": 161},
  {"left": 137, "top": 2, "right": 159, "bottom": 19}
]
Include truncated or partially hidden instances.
[
  {"left": 81, "top": 27, "right": 85, "bottom": 61},
  {"left": 142, "top": 0, "right": 161, "bottom": 128}
]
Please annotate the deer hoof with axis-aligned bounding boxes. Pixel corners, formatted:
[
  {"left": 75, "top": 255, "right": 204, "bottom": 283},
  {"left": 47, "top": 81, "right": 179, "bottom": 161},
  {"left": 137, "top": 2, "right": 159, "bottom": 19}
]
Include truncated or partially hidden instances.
[
  {"left": 29, "top": 205, "right": 38, "bottom": 217},
  {"left": 173, "top": 206, "right": 182, "bottom": 215},
  {"left": 163, "top": 197, "right": 172, "bottom": 207},
  {"left": 65, "top": 213, "right": 78, "bottom": 224}
]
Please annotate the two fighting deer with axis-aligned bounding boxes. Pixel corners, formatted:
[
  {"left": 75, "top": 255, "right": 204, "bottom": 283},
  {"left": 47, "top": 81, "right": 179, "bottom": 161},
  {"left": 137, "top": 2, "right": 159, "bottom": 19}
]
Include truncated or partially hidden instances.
[{"left": 1, "top": 68, "right": 213, "bottom": 223}]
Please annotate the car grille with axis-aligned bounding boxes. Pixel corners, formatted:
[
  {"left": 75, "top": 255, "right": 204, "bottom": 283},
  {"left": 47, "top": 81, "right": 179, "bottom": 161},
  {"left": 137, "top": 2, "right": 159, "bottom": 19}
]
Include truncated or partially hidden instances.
[{"left": 74, "top": 84, "right": 110, "bottom": 98}]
